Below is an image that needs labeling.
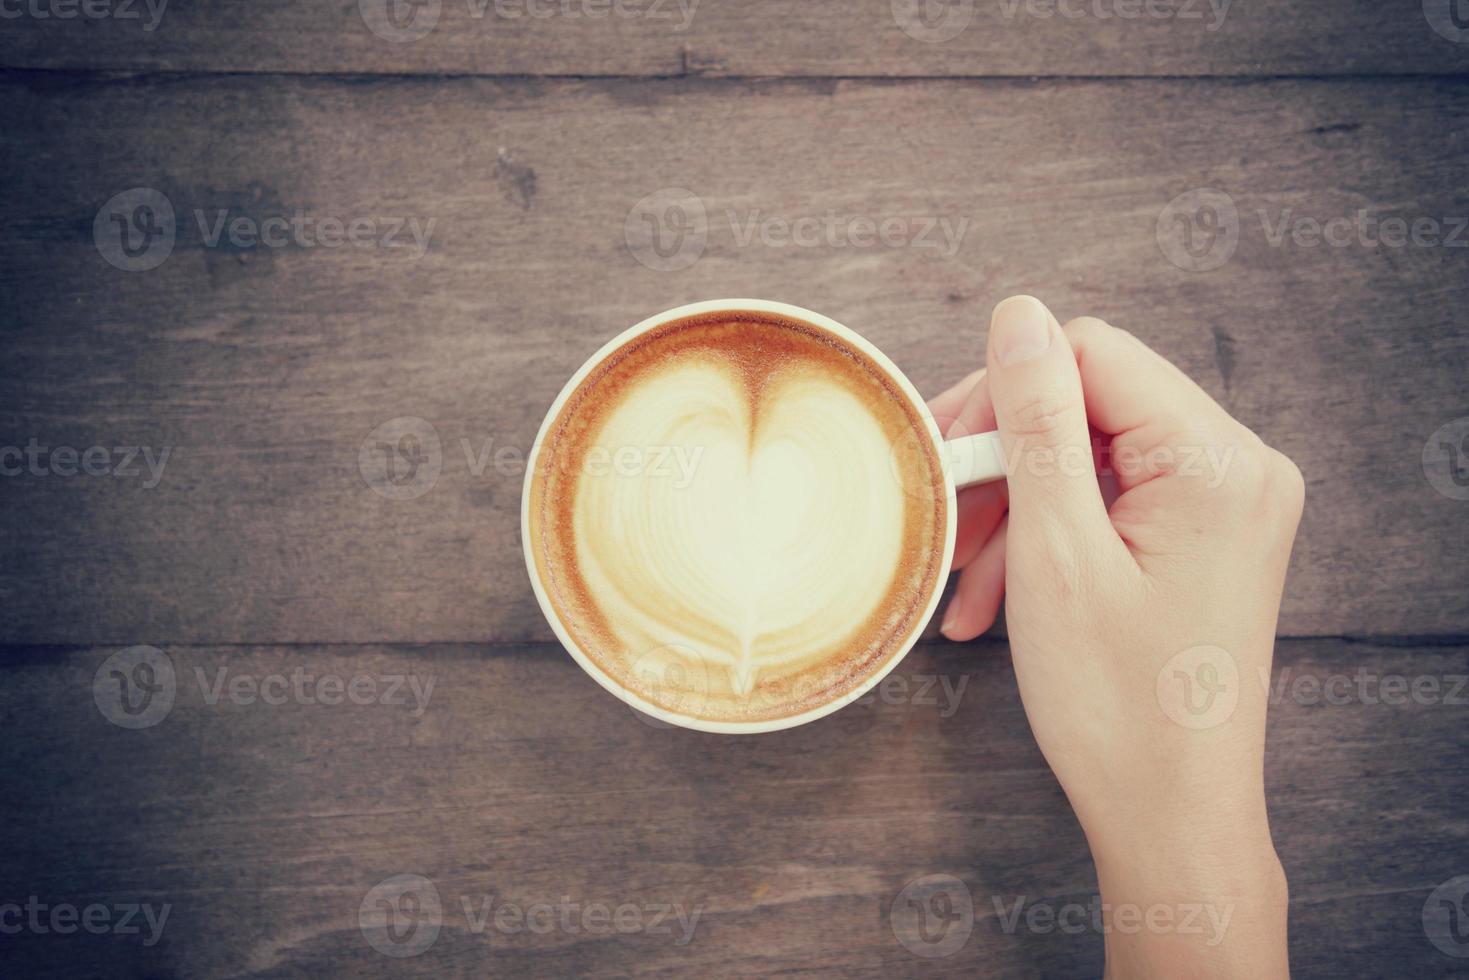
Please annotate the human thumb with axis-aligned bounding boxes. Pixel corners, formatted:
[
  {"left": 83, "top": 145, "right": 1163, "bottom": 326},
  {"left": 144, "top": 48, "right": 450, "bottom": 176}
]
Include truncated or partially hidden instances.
[{"left": 985, "top": 295, "right": 1109, "bottom": 542}]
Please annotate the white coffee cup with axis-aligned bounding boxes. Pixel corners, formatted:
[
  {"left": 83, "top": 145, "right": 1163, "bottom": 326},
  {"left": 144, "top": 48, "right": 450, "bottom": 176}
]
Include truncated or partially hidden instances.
[{"left": 522, "top": 299, "right": 1006, "bottom": 733}]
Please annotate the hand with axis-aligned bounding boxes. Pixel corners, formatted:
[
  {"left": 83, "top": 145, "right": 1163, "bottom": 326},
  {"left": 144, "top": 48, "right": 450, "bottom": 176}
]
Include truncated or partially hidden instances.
[{"left": 928, "top": 296, "right": 1302, "bottom": 978}]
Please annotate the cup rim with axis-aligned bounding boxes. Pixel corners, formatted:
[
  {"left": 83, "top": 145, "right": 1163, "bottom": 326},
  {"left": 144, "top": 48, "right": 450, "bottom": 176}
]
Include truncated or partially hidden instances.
[{"left": 520, "top": 299, "right": 958, "bottom": 734}]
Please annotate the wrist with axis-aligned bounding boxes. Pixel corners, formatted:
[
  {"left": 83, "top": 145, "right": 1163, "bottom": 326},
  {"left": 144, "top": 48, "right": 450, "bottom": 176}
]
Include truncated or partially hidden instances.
[
  {"left": 1073, "top": 763, "right": 1275, "bottom": 875},
  {"left": 1086, "top": 798, "right": 1280, "bottom": 890},
  {"left": 1085, "top": 810, "right": 1289, "bottom": 979}
]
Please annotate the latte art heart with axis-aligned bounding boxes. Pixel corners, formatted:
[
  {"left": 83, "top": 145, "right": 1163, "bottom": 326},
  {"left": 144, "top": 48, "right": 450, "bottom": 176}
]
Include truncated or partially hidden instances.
[
  {"left": 528, "top": 312, "right": 947, "bottom": 724},
  {"left": 577, "top": 363, "right": 907, "bottom": 697}
]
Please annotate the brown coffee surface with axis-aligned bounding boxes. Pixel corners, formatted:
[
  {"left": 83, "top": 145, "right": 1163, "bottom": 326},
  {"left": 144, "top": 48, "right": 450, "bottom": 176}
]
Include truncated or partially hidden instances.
[{"left": 527, "top": 310, "right": 948, "bottom": 724}]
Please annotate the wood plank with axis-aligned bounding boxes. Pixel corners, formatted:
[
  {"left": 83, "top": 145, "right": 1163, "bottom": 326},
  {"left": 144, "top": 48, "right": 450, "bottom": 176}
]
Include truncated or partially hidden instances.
[
  {"left": 2, "top": 0, "right": 1469, "bottom": 77},
  {"left": 0, "top": 638, "right": 1464, "bottom": 977},
  {"left": 1, "top": 74, "right": 1467, "bottom": 644}
]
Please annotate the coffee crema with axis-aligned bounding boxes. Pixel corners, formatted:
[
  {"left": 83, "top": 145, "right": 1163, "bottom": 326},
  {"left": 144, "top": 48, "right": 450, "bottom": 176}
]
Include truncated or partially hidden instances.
[{"left": 526, "top": 310, "right": 948, "bottom": 725}]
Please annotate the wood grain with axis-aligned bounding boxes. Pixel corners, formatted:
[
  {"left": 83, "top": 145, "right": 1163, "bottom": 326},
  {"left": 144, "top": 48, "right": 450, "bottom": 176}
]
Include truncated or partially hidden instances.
[
  {"left": 0, "top": 637, "right": 1464, "bottom": 977},
  {"left": 2, "top": 0, "right": 1469, "bottom": 77},
  {"left": 3, "top": 5, "right": 1464, "bottom": 979},
  {"left": 3, "top": 73, "right": 1466, "bottom": 644}
]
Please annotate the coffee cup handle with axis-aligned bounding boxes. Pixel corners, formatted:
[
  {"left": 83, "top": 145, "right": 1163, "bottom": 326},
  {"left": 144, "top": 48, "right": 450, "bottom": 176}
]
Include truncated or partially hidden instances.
[{"left": 944, "top": 431, "right": 1008, "bottom": 488}]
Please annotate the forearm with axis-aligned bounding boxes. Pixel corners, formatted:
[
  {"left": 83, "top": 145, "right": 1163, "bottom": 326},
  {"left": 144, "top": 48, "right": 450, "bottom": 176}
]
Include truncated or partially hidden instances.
[{"left": 1088, "top": 813, "right": 1290, "bottom": 979}]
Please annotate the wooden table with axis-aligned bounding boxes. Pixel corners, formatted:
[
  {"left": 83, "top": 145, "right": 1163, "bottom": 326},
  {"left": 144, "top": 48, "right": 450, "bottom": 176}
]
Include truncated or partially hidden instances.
[{"left": 2, "top": 2, "right": 1467, "bottom": 975}]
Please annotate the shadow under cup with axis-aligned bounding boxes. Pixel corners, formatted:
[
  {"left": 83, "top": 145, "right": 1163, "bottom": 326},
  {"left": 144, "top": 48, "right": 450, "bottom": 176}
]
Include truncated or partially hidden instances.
[{"left": 521, "top": 300, "right": 957, "bottom": 734}]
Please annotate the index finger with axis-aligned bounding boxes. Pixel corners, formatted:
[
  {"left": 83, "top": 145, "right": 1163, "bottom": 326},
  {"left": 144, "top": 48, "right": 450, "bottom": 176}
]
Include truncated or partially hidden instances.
[
  {"left": 1064, "top": 317, "right": 1236, "bottom": 441},
  {"left": 925, "top": 367, "right": 986, "bottom": 433},
  {"left": 1063, "top": 316, "right": 1249, "bottom": 493}
]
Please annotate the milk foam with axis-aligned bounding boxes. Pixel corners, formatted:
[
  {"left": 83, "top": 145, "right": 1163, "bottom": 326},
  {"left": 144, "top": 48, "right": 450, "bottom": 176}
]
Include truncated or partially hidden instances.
[{"left": 529, "top": 313, "right": 946, "bottom": 724}]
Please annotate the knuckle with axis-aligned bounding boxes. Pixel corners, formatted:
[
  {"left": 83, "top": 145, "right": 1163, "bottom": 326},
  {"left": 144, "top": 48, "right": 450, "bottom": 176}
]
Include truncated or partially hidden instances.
[
  {"left": 1107, "top": 325, "right": 1144, "bottom": 350},
  {"left": 1265, "top": 448, "right": 1307, "bottom": 517},
  {"left": 1004, "top": 388, "right": 1080, "bottom": 441},
  {"left": 1012, "top": 520, "right": 1088, "bottom": 604},
  {"left": 1210, "top": 435, "right": 1305, "bottom": 523},
  {"left": 1063, "top": 315, "right": 1113, "bottom": 343},
  {"left": 1216, "top": 434, "right": 1270, "bottom": 499},
  {"left": 1064, "top": 315, "right": 1142, "bottom": 351}
]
